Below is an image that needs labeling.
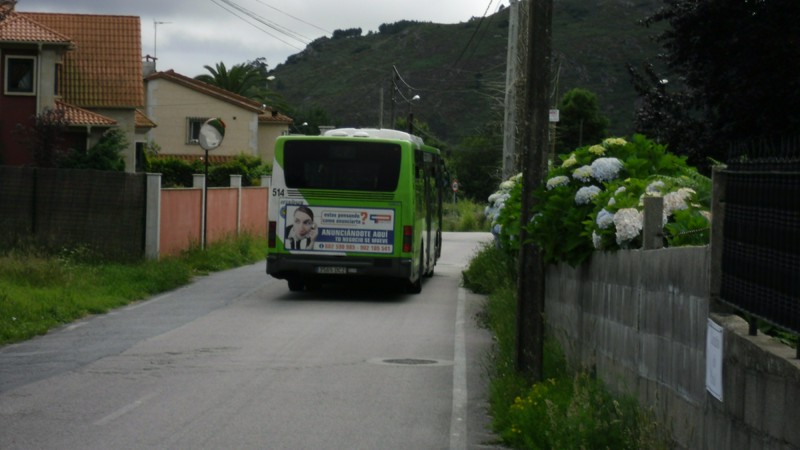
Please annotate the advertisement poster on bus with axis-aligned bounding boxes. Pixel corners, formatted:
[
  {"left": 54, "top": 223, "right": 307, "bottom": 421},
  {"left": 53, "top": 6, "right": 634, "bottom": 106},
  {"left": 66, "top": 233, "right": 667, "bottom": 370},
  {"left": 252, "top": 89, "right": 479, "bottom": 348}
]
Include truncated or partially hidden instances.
[{"left": 281, "top": 203, "right": 395, "bottom": 254}]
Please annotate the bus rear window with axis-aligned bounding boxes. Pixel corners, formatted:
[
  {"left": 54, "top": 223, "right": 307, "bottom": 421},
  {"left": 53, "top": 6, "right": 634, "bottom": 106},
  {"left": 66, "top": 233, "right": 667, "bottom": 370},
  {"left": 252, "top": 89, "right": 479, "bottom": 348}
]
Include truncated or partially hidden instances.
[{"left": 284, "top": 140, "right": 402, "bottom": 191}]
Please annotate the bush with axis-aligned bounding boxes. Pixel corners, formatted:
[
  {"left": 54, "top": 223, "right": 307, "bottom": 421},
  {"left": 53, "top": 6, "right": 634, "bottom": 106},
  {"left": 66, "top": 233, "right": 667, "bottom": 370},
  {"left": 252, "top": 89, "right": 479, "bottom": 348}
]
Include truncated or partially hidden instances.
[
  {"left": 147, "top": 157, "right": 202, "bottom": 187},
  {"left": 462, "top": 242, "right": 514, "bottom": 295},
  {"left": 209, "top": 154, "right": 271, "bottom": 186},
  {"left": 443, "top": 199, "right": 489, "bottom": 232},
  {"left": 463, "top": 244, "right": 671, "bottom": 449},
  {"left": 61, "top": 128, "right": 127, "bottom": 171},
  {"left": 487, "top": 135, "right": 712, "bottom": 266},
  {"left": 147, "top": 154, "right": 271, "bottom": 187}
]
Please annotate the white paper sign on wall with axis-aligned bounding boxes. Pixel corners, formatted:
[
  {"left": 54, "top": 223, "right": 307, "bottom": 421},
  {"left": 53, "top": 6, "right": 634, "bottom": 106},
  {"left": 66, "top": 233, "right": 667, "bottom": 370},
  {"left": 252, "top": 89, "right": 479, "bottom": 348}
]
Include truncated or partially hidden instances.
[{"left": 706, "top": 318, "right": 724, "bottom": 402}]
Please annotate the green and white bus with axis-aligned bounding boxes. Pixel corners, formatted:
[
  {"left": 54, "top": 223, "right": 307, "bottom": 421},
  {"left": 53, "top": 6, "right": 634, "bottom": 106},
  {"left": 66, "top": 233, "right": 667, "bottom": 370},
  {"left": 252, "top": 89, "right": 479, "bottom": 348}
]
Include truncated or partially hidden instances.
[{"left": 266, "top": 128, "right": 445, "bottom": 293}]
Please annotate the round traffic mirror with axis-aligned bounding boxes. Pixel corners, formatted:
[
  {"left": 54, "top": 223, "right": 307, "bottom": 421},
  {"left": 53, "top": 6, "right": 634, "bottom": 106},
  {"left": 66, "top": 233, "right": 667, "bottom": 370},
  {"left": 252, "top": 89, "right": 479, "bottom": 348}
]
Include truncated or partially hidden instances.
[{"left": 198, "top": 118, "right": 226, "bottom": 151}]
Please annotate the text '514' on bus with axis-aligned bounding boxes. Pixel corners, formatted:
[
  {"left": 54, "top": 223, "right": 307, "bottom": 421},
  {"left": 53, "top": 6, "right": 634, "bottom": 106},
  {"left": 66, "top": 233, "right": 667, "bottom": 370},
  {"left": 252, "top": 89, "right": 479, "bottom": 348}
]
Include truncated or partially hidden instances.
[{"left": 266, "top": 128, "right": 446, "bottom": 294}]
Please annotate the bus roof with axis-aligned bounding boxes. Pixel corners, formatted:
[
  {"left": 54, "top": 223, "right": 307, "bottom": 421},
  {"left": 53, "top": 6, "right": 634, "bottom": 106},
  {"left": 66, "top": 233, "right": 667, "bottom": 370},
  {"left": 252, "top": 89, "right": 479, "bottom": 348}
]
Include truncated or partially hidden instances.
[{"left": 322, "top": 128, "right": 424, "bottom": 146}]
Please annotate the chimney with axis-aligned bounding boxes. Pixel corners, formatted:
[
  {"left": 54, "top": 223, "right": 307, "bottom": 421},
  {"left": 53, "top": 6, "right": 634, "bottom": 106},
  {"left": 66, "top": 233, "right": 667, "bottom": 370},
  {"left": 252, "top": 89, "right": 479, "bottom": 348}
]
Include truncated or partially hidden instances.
[
  {"left": 0, "top": 0, "right": 17, "bottom": 15},
  {"left": 142, "top": 55, "right": 156, "bottom": 77}
]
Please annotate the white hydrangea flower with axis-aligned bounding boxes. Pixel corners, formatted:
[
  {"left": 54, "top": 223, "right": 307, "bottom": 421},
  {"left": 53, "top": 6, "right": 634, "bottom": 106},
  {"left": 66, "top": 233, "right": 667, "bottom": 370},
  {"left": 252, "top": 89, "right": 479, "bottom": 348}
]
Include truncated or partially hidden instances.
[
  {"left": 603, "top": 137, "right": 628, "bottom": 147},
  {"left": 500, "top": 180, "right": 515, "bottom": 190},
  {"left": 562, "top": 154, "right": 578, "bottom": 168},
  {"left": 488, "top": 192, "right": 502, "bottom": 203},
  {"left": 608, "top": 197, "right": 616, "bottom": 206},
  {"left": 546, "top": 175, "right": 569, "bottom": 190},
  {"left": 575, "top": 185, "right": 601, "bottom": 205},
  {"left": 588, "top": 145, "right": 605, "bottom": 155},
  {"left": 614, "top": 208, "right": 643, "bottom": 245},
  {"left": 614, "top": 186, "right": 626, "bottom": 195},
  {"left": 663, "top": 187, "right": 696, "bottom": 217},
  {"left": 591, "top": 157, "right": 624, "bottom": 182},
  {"left": 596, "top": 208, "right": 614, "bottom": 229},
  {"left": 572, "top": 165, "right": 592, "bottom": 182}
]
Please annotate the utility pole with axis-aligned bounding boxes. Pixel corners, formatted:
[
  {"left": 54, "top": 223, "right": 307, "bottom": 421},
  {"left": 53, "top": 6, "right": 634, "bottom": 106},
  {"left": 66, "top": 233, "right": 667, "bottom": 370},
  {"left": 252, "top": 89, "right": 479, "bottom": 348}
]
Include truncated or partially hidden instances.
[
  {"left": 502, "top": 0, "right": 529, "bottom": 179},
  {"left": 516, "top": 0, "right": 552, "bottom": 381},
  {"left": 379, "top": 86, "right": 384, "bottom": 128}
]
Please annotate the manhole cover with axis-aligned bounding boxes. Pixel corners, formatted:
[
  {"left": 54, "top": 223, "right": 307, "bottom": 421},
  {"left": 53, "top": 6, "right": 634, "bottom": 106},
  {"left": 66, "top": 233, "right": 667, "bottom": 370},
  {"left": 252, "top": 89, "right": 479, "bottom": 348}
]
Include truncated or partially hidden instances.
[
  {"left": 383, "top": 358, "right": 438, "bottom": 365},
  {"left": 368, "top": 358, "right": 453, "bottom": 367}
]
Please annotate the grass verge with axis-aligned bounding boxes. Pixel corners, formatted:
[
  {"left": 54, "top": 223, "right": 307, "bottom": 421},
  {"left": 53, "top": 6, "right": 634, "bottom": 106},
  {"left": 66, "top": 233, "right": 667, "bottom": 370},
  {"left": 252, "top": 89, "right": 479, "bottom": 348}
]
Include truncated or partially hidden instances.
[
  {"left": 463, "top": 242, "right": 671, "bottom": 449},
  {"left": 0, "top": 234, "right": 267, "bottom": 346},
  {"left": 443, "top": 198, "right": 489, "bottom": 232}
]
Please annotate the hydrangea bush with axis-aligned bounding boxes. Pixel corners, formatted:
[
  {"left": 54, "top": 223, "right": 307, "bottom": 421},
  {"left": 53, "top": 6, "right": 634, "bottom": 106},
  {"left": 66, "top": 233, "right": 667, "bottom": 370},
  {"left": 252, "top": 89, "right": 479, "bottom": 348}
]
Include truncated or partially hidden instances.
[{"left": 486, "top": 135, "right": 712, "bottom": 266}]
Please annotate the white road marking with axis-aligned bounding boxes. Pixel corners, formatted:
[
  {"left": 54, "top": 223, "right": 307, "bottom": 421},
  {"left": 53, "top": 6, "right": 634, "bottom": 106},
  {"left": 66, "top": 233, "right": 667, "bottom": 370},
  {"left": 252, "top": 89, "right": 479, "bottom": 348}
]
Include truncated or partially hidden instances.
[
  {"left": 93, "top": 392, "right": 156, "bottom": 426},
  {"left": 449, "top": 287, "right": 468, "bottom": 450}
]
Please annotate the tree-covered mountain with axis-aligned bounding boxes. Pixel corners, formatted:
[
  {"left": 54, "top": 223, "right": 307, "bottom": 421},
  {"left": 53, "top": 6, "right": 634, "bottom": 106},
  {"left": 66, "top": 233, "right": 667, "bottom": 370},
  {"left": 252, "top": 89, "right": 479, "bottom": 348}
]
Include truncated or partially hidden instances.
[{"left": 269, "top": 0, "right": 663, "bottom": 147}]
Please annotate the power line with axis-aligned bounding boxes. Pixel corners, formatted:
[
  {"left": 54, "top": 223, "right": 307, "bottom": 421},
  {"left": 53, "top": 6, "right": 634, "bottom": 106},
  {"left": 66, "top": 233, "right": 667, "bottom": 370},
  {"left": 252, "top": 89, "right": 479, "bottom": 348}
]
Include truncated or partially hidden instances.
[
  {"left": 217, "top": 0, "right": 313, "bottom": 43},
  {"left": 462, "top": 2, "right": 502, "bottom": 68},
  {"left": 392, "top": 65, "right": 417, "bottom": 91},
  {"left": 209, "top": 0, "right": 303, "bottom": 49},
  {"left": 210, "top": 0, "right": 310, "bottom": 49},
  {"left": 450, "top": 0, "right": 495, "bottom": 69},
  {"left": 251, "top": 0, "right": 331, "bottom": 35}
]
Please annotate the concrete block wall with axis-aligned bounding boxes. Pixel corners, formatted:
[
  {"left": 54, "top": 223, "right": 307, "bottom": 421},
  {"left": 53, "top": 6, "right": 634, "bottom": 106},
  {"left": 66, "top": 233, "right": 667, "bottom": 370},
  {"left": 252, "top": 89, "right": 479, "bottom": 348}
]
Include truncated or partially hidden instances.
[
  {"left": 545, "top": 246, "right": 799, "bottom": 449},
  {"left": 706, "top": 313, "right": 800, "bottom": 449}
]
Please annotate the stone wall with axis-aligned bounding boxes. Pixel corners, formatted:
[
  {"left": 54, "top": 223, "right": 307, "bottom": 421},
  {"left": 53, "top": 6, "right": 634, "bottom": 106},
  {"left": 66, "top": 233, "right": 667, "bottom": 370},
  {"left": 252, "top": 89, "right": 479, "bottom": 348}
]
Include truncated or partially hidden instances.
[{"left": 545, "top": 246, "right": 800, "bottom": 449}]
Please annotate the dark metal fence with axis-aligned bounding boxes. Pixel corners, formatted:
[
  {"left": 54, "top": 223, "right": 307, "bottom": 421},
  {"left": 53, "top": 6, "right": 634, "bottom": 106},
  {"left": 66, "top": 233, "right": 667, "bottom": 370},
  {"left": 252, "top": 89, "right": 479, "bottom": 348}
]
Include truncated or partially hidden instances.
[
  {"left": 717, "top": 138, "right": 800, "bottom": 345},
  {"left": 0, "top": 166, "right": 147, "bottom": 260}
]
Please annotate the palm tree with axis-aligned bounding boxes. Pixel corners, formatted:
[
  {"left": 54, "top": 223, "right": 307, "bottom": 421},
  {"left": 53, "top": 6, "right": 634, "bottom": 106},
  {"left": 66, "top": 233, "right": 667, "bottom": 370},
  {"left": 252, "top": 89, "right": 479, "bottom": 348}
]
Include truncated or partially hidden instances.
[{"left": 194, "top": 62, "right": 263, "bottom": 97}]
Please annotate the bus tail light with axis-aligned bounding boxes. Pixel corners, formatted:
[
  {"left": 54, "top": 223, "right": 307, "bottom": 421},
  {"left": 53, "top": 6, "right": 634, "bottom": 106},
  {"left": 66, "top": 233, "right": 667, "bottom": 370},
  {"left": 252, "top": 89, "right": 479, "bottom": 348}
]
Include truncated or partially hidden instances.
[
  {"left": 402, "top": 225, "right": 413, "bottom": 253},
  {"left": 268, "top": 221, "right": 277, "bottom": 248}
]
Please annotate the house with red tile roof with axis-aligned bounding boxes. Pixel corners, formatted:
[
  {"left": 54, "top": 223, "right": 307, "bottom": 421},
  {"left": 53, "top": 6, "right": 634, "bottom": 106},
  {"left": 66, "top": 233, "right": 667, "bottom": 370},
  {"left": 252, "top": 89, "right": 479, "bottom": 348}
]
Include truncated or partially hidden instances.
[
  {"left": 0, "top": 5, "right": 153, "bottom": 171},
  {"left": 144, "top": 69, "right": 291, "bottom": 164}
]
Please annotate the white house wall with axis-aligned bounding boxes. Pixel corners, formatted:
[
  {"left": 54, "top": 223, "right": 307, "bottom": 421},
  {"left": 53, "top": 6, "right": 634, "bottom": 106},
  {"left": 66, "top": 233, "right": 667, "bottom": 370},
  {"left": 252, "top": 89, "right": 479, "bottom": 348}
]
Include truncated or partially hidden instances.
[{"left": 145, "top": 78, "right": 258, "bottom": 158}]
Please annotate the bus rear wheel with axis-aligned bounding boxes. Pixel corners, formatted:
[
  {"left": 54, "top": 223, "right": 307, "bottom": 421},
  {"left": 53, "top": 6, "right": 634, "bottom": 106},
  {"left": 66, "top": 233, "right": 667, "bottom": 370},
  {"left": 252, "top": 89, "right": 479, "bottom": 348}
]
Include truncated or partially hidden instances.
[{"left": 405, "top": 248, "right": 424, "bottom": 294}]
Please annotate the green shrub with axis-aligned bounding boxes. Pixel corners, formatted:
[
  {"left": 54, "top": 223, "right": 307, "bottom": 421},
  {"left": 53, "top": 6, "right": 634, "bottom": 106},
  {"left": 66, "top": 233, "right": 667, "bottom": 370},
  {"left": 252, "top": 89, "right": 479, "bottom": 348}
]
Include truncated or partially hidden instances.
[
  {"left": 444, "top": 199, "right": 489, "bottom": 232},
  {"left": 147, "top": 154, "right": 271, "bottom": 187},
  {"left": 61, "top": 128, "right": 127, "bottom": 171},
  {"left": 147, "top": 157, "right": 202, "bottom": 187},
  {"left": 462, "top": 242, "right": 514, "bottom": 295},
  {"left": 487, "top": 135, "right": 712, "bottom": 266},
  {"left": 464, "top": 243, "right": 671, "bottom": 449},
  {"left": 209, "top": 154, "right": 272, "bottom": 186}
]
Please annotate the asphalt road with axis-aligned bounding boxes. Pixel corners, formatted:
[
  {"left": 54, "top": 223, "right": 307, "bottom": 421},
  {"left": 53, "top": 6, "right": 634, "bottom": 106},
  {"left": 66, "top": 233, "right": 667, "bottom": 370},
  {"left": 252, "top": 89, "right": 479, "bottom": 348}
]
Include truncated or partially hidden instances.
[{"left": 0, "top": 232, "right": 502, "bottom": 449}]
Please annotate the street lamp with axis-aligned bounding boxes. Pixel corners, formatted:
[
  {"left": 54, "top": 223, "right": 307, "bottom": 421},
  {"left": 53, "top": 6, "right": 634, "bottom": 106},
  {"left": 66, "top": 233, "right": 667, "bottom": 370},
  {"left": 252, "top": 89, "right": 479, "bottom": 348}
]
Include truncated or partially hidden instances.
[{"left": 408, "top": 94, "right": 420, "bottom": 134}]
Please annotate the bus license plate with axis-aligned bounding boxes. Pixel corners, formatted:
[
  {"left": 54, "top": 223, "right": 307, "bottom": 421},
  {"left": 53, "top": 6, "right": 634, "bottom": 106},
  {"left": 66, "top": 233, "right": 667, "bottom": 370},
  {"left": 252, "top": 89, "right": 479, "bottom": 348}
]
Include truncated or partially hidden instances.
[{"left": 317, "top": 266, "right": 347, "bottom": 275}]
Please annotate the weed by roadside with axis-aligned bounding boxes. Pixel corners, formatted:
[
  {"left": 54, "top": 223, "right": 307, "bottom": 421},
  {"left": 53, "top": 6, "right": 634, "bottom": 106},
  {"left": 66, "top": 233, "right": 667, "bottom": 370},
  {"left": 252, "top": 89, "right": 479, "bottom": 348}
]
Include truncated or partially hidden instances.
[
  {"left": 463, "top": 242, "right": 671, "bottom": 449},
  {"left": 443, "top": 199, "right": 489, "bottom": 232},
  {"left": 0, "top": 235, "right": 267, "bottom": 346}
]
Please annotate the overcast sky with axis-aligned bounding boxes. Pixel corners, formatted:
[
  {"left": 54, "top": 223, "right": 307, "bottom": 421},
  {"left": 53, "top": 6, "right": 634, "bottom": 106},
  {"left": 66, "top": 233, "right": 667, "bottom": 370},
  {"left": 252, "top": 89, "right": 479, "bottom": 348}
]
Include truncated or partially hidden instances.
[{"left": 20, "top": 0, "right": 505, "bottom": 78}]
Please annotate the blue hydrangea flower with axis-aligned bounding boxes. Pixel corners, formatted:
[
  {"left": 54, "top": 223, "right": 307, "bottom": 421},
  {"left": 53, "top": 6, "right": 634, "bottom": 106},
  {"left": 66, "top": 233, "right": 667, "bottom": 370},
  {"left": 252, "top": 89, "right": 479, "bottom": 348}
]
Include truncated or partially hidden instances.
[
  {"left": 575, "top": 185, "right": 601, "bottom": 205},
  {"left": 591, "top": 157, "right": 623, "bottom": 182}
]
